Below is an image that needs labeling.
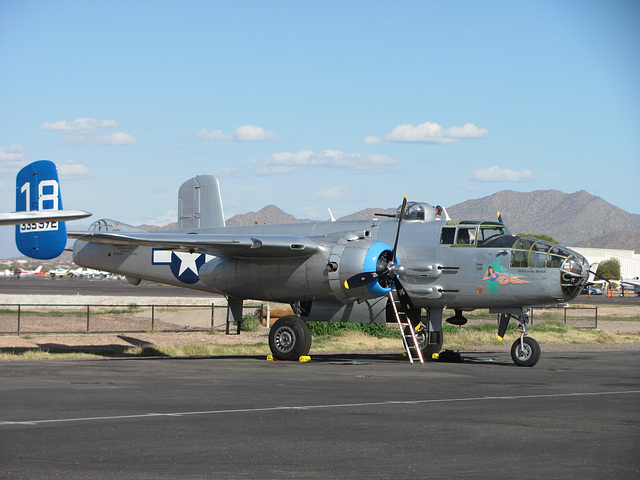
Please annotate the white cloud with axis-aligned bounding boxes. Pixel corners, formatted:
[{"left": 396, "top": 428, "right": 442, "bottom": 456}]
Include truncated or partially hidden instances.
[
  {"left": 41, "top": 118, "right": 117, "bottom": 133},
  {"left": 67, "top": 132, "right": 138, "bottom": 146},
  {"left": 473, "top": 166, "right": 535, "bottom": 182},
  {"left": 363, "top": 136, "right": 383, "bottom": 145},
  {"left": 42, "top": 118, "right": 137, "bottom": 147},
  {"left": 197, "top": 124, "right": 275, "bottom": 142},
  {"left": 367, "top": 121, "right": 488, "bottom": 144},
  {"left": 311, "top": 186, "right": 349, "bottom": 201},
  {"left": 93, "top": 132, "right": 138, "bottom": 146},
  {"left": 0, "top": 145, "right": 28, "bottom": 173},
  {"left": 0, "top": 145, "right": 28, "bottom": 162},
  {"left": 253, "top": 149, "right": 397, "bottom": 173},
  {"left": 142, "top": 210, "right": 178, "bottom": 226},
  {"left": 234, "top": 124, "right": 275, "bottom": 141},
  {"left": 197, "top": 129, "right": 232, "bottom": 141},
  {"left": 58, "top": 162, "right": 90, "bottom": 176}
]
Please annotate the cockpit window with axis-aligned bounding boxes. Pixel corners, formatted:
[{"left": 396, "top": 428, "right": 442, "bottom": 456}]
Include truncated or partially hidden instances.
[
  {"left": 477, "top": 225, "right": 510, "bottom": 245},
  {"left": 440, "top": 227, "right": 456, "bottom": 245},
  {"left": 456, "top": 227, "right": 477, "bottom": 245},
  {"left": 441, "top": 224, "right": 509, "bottom": 247}
]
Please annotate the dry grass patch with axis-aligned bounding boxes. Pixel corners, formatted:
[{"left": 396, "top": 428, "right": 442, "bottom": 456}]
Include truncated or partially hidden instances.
[{"left": 310, "top": 330, "right": 401, "bottom": 353}]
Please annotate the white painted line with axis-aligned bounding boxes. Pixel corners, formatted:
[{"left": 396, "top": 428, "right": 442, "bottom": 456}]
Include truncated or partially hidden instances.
[{"left": 1, "top": 390, "right": 639, "bottom": 427}]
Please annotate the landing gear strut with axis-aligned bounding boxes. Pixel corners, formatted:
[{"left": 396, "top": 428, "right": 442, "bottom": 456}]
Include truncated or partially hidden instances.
[
  {"left": 404, "top": 323, "right": 443, "bottom": 359},
  {"left": 498, "top": 309, "right": 541, "bottom": 367}
]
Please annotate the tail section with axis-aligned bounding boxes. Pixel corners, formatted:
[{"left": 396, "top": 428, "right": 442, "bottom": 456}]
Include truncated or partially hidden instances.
[
  {"left": 178, "top": 175, "right": 225, "bottom": 229},
  {"left": 14, "top": 160, "right": 68, "bottom": 259}
]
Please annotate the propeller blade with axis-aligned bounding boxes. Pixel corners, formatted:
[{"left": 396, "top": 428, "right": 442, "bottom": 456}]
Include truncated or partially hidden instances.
[
  {"left": 391, "top": 195, "right": 408, "bottom": 260},
  {"left": 497, "top": 313, "right": 510, "bottom": 341},
  {"left": 344, "top": 271, "right": 380, "bottom": 290},
  {"left": 588, "top": 269, "right": 610, "bottom": 284},
  {"left": 344, "top": 195, "right": 406, "bottom": 292},
  {"left": 394, "top": 277, "right": 420, "bottom": 325}
]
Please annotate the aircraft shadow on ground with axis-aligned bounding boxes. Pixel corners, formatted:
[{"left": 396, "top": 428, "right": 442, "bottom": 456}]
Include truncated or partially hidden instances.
[{"left": 0, "top": 343, "right": 512, "bottom": 365}]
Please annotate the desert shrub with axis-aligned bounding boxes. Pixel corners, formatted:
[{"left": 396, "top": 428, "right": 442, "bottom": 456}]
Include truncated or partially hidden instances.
[
  {"left": 240, "top": 314, "right": 260, "bottom": 332},
  {"left": 306, "top": 321, "right": 401, "bottom": 339}
]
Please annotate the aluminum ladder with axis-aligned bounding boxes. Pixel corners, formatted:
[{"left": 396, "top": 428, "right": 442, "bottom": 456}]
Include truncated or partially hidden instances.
[{"left": 388, "top": 291, "right": 424, "bottom": 364}]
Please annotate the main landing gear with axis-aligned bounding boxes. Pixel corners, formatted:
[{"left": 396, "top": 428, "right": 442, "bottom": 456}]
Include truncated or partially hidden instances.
[
  {"left": 404, "top": 323, "right": 443, "bottom": 359},
  {"left": 268, "top": 315, "right": 312, "bottom": 361}
]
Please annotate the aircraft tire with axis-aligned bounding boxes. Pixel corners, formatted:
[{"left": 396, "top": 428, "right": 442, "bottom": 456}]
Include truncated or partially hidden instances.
[
  {"left": 269, "top": 316, "right": 312, "bottom": 361},
  {"left": 510, "top": 336, "right": 540, "bottom": 367},
  {"left": 404, "top": 325, "right": 443, "bottom": 359}
]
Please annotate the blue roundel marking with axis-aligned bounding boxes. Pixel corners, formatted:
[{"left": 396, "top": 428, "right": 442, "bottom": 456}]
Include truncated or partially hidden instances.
[
  {"left": 169, "top": 252, "right": 206, "bottom": 284},
  {"left": 363, "top": 241, "right": 394, "bottom": 297}
]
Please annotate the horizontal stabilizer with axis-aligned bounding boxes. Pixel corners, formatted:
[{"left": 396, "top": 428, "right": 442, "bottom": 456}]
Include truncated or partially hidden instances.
[{"left": 0, "top": 209, "right": 91, "bottom": 226}]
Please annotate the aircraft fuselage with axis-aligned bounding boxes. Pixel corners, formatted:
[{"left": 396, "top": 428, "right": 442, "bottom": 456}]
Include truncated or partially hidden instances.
[{"left": 73, "top": 216, "right": 589, "bottom": 317}]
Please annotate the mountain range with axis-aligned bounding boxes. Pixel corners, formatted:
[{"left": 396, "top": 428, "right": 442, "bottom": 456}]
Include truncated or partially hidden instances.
[
  {"left": 224, "top": 190, "right": 640, "bottom": 253},
  {"left": 5, "top": 189, "right": 638, "bottom": 263}
]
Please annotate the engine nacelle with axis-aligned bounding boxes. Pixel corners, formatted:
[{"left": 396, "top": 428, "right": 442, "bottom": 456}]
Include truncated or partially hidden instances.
[
  {"left": 198, "top": 239, "right": 394, "bottom": 303},
  {"left": 328, "top": 240, "right": 395, "bottom": 302}
]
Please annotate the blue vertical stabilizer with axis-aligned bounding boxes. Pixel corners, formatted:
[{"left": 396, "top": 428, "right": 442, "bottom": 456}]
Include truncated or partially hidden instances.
[{"left": 15, "top": 160, "right": 67, "bottom": 259}]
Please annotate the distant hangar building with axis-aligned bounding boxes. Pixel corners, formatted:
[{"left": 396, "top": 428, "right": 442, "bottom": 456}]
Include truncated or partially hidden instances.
[{"left": 571, "top": 247, "right": 640, "bottom": 281}]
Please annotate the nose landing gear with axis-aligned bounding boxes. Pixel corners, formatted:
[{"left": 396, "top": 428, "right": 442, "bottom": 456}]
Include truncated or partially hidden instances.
[
  {"left": 496, "top": 309, "right": 541, "bottom": 367},
  {"left": 511, "top": 331, "right": 541, "bottom": 367}
]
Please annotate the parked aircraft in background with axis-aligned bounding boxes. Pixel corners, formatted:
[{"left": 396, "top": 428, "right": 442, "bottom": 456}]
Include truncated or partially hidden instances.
[
  {"left": 60, "top": 174, "right": 590, "bottom": 367},
  {"left": 48, "top": 267, "right": 71, "bottom": 278},
  {"left": 0, "top": 160, "right": 91, "bottom": 259},
  {"left": 11, "top": 265, "right": 45, "bottom": 277},
  {"left": 621, "top": 277, "right": 640, "bottom": 296}
]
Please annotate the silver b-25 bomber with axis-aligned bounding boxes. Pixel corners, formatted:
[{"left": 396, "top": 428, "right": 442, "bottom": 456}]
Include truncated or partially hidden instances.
[{"left": 68, "top": 175, "right": 590, "bottom": 367}]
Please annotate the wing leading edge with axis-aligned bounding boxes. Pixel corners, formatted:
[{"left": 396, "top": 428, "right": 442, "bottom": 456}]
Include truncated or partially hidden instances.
[{"left": 68, "top": 231, "right": 321, "bottom": 258}]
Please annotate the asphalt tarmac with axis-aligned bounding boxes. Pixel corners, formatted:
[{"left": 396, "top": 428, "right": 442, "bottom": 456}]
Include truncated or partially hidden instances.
[{"left": 1, "top": 351, "right": 639, "bottom": 479}]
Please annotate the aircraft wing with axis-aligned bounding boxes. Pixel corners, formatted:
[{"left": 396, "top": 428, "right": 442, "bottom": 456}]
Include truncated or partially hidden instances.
[
  {"left": 0, "top": 210, "right": 92, "bottom": 226},
  {"left": 69, "top": 231, "right": 321, "bottom": 258}
]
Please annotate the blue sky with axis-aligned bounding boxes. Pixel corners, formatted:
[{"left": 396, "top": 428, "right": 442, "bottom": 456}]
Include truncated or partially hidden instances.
[{"left": 1, "top": 0, "right": 639, "bottom": 257}]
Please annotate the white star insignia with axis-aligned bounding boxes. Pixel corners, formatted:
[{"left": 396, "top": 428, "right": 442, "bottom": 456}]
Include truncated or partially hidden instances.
[{"left": 174, "top": 252, "right": 200, "bottom": 276}]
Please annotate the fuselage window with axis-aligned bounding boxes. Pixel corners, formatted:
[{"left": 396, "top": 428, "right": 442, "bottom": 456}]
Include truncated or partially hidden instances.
[
  {"left": 511, "top": 249, "right": 528, "bottom": 267},
  {"left": 529, "top": 252, "right": 547, "bottom": 268},
  {"left": 440, "top": 227, "right": 456, "bottom": 245}
]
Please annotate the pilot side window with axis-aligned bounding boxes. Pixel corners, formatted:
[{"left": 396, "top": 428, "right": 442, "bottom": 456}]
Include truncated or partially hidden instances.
[
  {"left": 456, "top": 227, "right": 476, "bottom": 245},
  {"left": 440, "top": 227, "right": 456, "bottom": 245}
]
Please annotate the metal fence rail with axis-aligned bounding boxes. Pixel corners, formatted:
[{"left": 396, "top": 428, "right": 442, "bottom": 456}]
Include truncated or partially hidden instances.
[
  {"left": 0, "top": 303, "right": 598, "bottom": 335},
  {"left": 0, "top": 303, "right": 263, "bottom": 335},
  {"left": 530, "top": 306, "right": 598, "bottom": 329}
]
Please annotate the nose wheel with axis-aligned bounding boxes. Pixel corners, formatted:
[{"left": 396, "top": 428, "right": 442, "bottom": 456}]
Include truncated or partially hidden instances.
[
  {"left": 498, "top": 309, "right": 541, "bottom": 367},
  {"left": 511, "top": 336, "right": 540, "bottom": 367}
]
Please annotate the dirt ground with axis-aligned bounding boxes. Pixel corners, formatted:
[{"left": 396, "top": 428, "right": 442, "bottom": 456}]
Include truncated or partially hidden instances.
[{"left": 1, "top": 314, "right": 638, "bottom": 353}]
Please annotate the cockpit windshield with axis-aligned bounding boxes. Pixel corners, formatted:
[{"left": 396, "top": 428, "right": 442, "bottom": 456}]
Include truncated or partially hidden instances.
[{"left": 440, "top": 222, "right": 512, "bottom": 246}]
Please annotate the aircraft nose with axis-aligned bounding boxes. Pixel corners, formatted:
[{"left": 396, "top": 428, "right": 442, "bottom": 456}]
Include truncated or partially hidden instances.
[{"left": 560, "top": 253, "right": 589, "bottom": 300}]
